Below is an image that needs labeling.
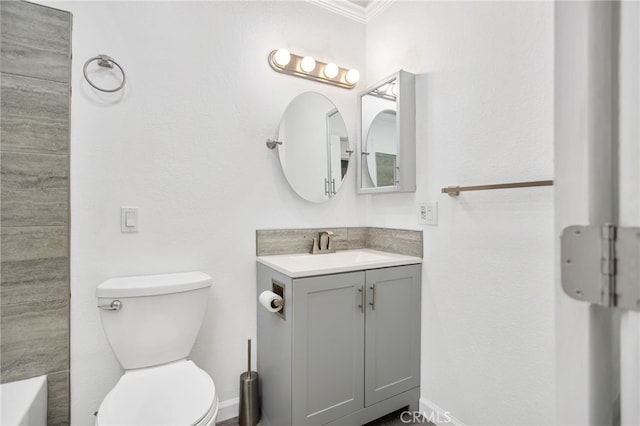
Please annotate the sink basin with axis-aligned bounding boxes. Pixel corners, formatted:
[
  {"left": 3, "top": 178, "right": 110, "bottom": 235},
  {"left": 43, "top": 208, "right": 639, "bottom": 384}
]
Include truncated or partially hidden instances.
[
  {"left": 257, "top": 249, "right": 421, "bottom": 277},
  {"left": 288, "top": 250, "right": 393, "bottom": 266}
]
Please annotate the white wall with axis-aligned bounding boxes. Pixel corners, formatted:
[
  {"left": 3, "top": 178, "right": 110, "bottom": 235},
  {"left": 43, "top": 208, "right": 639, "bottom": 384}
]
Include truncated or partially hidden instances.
[
  {"left": 41, "top": 1, "right": 365, "bottom": 424},
  {"left": 39, "top": 1, "right": 556, "bottom": 425},
  {"left": 364, "top": 2, "right": 555, "bottom": 425}
]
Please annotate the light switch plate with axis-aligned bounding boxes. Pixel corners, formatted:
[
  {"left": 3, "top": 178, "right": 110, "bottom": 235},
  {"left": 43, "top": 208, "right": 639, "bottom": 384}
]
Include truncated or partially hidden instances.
[
  {"left": 418, "top": 202, "right": 438, "bottom": 225},
  {"left": 121, "top": 207, "right": 138, "bottom": 233}
]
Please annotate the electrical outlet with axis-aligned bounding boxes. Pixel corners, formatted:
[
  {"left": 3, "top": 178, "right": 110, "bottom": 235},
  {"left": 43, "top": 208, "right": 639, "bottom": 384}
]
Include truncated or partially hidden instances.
[{"left": 418, "top": 202, "right": 438, "bottom": 225}]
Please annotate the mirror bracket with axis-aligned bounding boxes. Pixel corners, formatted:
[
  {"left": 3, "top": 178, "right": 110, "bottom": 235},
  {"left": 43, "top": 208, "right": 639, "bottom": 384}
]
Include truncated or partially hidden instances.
[{"left": 266, "top": 139, "right": 283, "bottom": 150}]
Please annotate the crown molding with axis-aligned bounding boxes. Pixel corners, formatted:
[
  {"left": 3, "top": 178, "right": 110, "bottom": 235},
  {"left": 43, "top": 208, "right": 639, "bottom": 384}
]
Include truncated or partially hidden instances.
[
  {"left": 306, "top": 0, "right": 395, "bottom": 23},
  {"left": 364, "top": 0, "right": 394, "bottom": 20},
  {"left": 307, "top": 0, "right": 367, "bottom": 23}
]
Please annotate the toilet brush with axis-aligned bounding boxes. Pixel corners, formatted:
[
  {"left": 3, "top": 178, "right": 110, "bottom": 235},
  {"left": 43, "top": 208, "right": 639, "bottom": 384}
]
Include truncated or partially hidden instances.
[{"left": 239, "top": 339, "right": 260, "bottom": 426}]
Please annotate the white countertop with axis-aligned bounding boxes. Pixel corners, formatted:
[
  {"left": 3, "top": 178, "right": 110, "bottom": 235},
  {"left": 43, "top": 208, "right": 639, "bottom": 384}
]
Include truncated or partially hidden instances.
[{"left": 256, "top": 248, "right": 422, "bottom": 278}]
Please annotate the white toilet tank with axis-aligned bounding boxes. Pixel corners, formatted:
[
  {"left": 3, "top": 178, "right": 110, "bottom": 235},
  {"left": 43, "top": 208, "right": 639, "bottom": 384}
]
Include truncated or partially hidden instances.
[{"left": 96, "top": 271, "right": 212, "bottom": 370}]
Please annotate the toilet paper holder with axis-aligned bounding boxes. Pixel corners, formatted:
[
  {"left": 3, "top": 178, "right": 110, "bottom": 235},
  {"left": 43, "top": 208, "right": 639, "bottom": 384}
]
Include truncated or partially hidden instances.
[{"left": 272, "top": 280, "right": 285, "bottom": 320}]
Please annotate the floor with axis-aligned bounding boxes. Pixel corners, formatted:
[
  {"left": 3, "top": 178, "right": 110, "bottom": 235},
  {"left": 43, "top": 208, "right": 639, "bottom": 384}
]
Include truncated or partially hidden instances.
[{"left": 216, "top": 408, "right": 432, "bottom": 426}]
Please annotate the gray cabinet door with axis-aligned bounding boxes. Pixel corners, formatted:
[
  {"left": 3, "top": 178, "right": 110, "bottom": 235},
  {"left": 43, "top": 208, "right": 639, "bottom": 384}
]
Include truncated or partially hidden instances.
[
  {"left": 292, "top": 271, "right": 366, "bottom": 425},
  {"left": 364, "top": 264, "right": 421, "bottom": 406}
]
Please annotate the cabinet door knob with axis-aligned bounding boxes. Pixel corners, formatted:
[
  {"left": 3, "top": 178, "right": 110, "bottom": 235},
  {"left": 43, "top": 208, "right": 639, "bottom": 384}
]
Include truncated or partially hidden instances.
[{"left": 358, "top": 286, "right": 365, "bottom": 313}]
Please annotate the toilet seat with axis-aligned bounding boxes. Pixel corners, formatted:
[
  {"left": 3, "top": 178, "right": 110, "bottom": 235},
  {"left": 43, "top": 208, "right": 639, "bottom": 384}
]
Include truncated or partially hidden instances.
[{"left": 96, "top": 360, "right": 217, "bottom": 426}]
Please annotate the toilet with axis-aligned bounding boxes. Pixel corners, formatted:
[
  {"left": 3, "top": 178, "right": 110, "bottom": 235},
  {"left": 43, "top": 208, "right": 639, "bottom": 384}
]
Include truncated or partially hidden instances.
[{"left": 95, "top": 271, "right": 218, "bottom": 426}]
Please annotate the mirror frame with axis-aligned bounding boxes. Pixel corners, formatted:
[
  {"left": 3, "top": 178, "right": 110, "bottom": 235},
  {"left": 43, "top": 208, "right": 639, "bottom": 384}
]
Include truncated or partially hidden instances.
[{"left": 357, "top": 70, "right": 416, "bottom": 194}]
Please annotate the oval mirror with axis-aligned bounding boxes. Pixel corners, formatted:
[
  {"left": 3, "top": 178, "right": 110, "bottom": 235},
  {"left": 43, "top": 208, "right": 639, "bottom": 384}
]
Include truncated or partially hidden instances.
[
  {"left": 364, "top": 109, "right": 397, "bottom": 187},
  {"left": 276, "top": 92, "right": 351, "bottom": 203}
]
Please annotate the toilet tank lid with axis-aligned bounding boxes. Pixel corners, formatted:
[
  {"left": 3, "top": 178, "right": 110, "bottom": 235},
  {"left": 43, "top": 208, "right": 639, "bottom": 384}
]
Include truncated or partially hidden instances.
[{"left": 96, "top": 271, "right": 212, "bottom": 298}]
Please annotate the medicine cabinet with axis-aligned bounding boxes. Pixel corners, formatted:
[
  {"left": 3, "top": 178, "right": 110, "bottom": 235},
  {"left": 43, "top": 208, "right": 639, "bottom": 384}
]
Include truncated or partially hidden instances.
[{"left": 357, "top": 70, "right": 416, "bottom": 194}]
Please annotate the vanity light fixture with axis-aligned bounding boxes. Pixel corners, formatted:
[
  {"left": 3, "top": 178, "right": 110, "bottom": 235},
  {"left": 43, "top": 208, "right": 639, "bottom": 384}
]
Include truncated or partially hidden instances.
[
  {"left": 324, "top": 63, "right": 339, "bottom": 79},
  {"left": 345, "top": 69, "right": 360, "bottom": 85},
  {"left": 369, "top": 82, "right": 397, "bottom": 101},
  {"left": 268, "top": 49, "right": 359, "bottom": 89},
  {"left": 273, "top": 49, "right": 292, "bottom": 67},
  {"left": 300, "top": 56, "right": 317, "bottom": 73}
]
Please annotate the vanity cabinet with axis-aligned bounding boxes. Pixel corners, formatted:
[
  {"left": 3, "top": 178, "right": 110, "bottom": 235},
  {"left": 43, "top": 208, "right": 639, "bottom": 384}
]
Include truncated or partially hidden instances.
[{"left": 257, "top": 263, "right": 421, "bottom": 426}]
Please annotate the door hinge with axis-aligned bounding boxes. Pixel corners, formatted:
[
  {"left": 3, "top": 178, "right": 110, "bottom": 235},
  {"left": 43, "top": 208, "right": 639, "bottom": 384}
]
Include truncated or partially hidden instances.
[{"left": 561, "top": 224, "right": 640, "bottom": 310}]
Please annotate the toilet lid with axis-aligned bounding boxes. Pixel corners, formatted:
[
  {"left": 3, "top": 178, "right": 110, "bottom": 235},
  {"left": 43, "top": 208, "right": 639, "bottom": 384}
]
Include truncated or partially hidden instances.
[{"left": 97, "top": 360, "right": 215, "bottom": 426}]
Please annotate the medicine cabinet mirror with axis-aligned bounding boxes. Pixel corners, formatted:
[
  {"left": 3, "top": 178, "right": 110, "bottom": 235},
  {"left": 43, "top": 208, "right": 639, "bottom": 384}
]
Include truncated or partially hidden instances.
[
  {"left": 357, "top": 70, "right": 416, "bottom": 194},
  {"left": 275, "top": 92, "right": 351, "bottom": 203}
]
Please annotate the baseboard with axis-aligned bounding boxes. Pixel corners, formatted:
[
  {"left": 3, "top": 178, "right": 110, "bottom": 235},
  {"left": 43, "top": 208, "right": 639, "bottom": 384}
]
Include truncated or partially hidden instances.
[
  {"left": 220, "top": 396, "right": 459, "bottom": 425},
  {"left": 419, "top": 397, "right": 465, "bottom": 426},
  {"left": 217, "top": 397, "right": 239, "bottom": 422}
]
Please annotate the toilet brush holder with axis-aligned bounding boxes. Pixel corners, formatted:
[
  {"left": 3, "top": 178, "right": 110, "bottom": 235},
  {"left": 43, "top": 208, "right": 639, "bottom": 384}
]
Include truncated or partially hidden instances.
[{"left": 239, "top": 339, "right": 260, "bottom": 426}]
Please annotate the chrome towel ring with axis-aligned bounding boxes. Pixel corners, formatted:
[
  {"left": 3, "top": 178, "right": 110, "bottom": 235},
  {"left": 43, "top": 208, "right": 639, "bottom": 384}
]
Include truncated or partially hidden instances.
[{"left": 83, "top": 54, "right": 126, "bottom": 93}]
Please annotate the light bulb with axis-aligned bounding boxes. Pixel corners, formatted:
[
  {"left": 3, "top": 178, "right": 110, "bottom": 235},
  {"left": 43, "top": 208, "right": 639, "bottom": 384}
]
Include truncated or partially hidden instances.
[
  {"left": 345, "top": 69, "right": 360, "bottom": 85},
  {"left": 389, "top": 82, "right": 397, "bottom": 96},
  {"left": 324, "top": 63, "right": 339, "bottom": 79},
  {"left": 300, "top": 56, "right": 316, "bottom": 73},
  {"left": 274, "top": 49, "right": 291, "bottom": 67}
]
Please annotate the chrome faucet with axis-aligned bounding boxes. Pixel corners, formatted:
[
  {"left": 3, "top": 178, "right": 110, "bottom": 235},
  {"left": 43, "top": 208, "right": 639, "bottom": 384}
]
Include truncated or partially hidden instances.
[{"left": 311, "top": 231, "right": 336, "bottom": 254}]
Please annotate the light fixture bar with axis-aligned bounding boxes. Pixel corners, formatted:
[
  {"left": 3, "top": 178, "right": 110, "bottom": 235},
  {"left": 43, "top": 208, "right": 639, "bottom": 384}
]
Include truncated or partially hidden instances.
[{"left": 268, "top": 49, "right": 358, "bottom": 89}]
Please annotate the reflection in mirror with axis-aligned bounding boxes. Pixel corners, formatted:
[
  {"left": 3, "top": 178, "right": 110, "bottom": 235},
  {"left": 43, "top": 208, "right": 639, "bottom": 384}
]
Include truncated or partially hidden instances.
[
  {"left": 365, "top": 109, "right": 397, "bottom": 187},
  {"left": 361, "top": 78, "right": 398, "bottom": 188},
  {"left": 358, "top": 70, "right": 415, "bottom": 194},
  {"left": 276, "top": 92, "right": 350, "bottom": 203}
]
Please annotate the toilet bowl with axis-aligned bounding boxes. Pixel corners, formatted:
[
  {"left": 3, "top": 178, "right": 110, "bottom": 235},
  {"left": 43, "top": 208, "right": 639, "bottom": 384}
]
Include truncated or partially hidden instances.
[
  {"left": 96, "top": 360, "right": 218, "bottom": 426},
  {"left": 95, "top": 272, "right": 217, "bottom": 426}
]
